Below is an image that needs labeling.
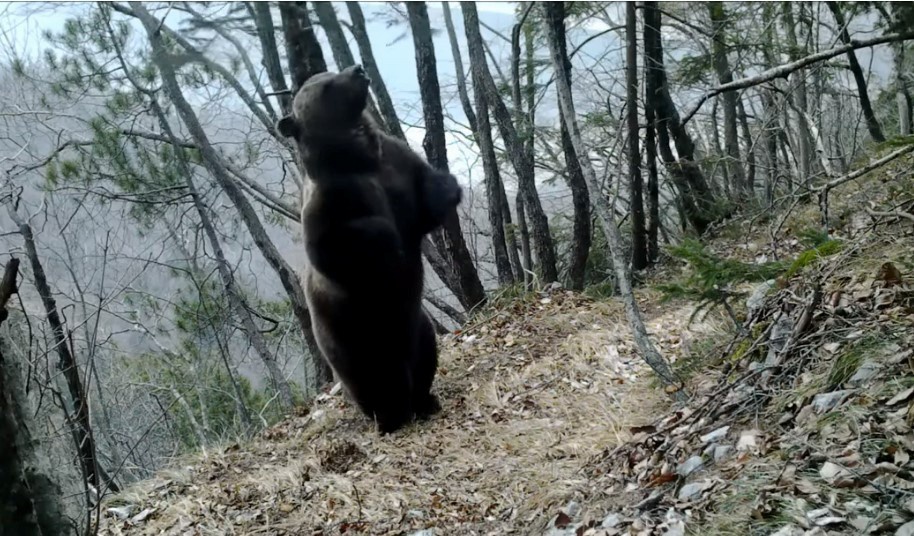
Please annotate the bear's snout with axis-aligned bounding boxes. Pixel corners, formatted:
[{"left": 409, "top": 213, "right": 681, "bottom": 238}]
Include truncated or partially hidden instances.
[{"left": 344, "top": 64, "right": 370, "bottom": 83}]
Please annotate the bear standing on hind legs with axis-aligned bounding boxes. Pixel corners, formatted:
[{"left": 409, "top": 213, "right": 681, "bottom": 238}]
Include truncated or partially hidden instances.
[{"left": 277, "top": 65, "right": 462, "bottom": 434}]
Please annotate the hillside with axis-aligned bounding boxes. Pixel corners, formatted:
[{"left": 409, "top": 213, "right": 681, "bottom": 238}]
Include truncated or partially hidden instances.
[{"left": 92, "top": 147, "right": 914, "bottom": 535}]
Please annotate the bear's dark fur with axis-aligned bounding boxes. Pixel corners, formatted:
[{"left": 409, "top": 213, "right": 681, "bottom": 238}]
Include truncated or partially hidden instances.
[{"left": 277, "top": 65, "right": 461, "bottom": 434}]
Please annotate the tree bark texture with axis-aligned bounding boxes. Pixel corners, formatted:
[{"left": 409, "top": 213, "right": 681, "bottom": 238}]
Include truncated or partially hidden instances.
[
  {"left": 0, "top": 259, "right": 70, "bottom": 536},
  {"left": 346, "top": 2, "right": 408, "bottom": 140},
  {"left": 406, "top": 1, "right": 487, "bottom": 311},
  {"left": 643, "top": 1, "right": 716, "bottom": 235},
  {"left": 547, "top": 3, "right": 591, "bottom": 289},
  {"left": 543, "top": 3, "right": 682, "bottom": 394},
  {"left": 826, "top": 1, "right": 886, "bottom": 142},
  {"left": 311, "top": 2, "right": 383, "bottom": 124},
  {"left": 7, "top": 210, "right": 114, "bottom": 496},
  {"left": 462, "top": 1, "right": 559, "bottom": 285},
  {"left": 626, "top": 2, "right": 648, "bottom": 270},
  {"left": 249, "top": 2, "right": 292, "bottom": 115},
  {"left": 443, "top": 0, "right": 516, "bottom": 286},
  {"left": 278, "top": 2, "right": 328, "bottom": 90},
  {"left": 708, "top": 2, "right": 747, "bottom": 198}
]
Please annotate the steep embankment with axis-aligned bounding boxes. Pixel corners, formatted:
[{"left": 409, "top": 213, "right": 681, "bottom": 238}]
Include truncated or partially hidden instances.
[{"left": 99, "top": 147, "right": 914, "bottom": 536}]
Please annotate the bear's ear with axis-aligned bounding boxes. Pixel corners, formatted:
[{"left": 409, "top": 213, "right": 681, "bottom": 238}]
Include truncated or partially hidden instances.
[{"left": 277, "top": 115, "right": 299, "bottom": 138}]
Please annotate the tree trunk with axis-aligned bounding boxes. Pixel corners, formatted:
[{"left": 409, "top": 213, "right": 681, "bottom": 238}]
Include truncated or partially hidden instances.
[
  {"left": 442, "top": 0, "right": 515, "bottom": 286},
  {"left": 709, "top": 97, "right": 729, "bottom": 196},
  {"left": 626, "top": 3, "right": 648, "bottom": 270},
  {"left": 465, "top": 50, "right": 514, "bottom": 284},
  {"left": 644, "top": 66, "right": 661, "bottom": 264},
  {"left": 152, "top": 102, "right": 296, "bottom": 409},
  {"left": 826, "top": 1, "right": 886, "bottom": 142},
  {"left": 643, "top": 1, "right": 716, "bottom": 235},
  {"left": 516, "top": 192, "right": 533, "bottom": 287},
  {"left": 736, "top": 96, "right": 756, "bottom": 196},
  {"left": 543, "top": 3, "right": 683, "bottom": 395},
  {"left": 763, "top": 91, "right": 780, "bottom": 205},
  {"left": 249, "top": 2, "right": 292, "bottom": 114},
  {"left": 898, "top": 42, "right": 913, "bottom": 135},
  {"left": 782, "top": 3, "right": 814, "bottom": 183},
  {"left": 406, "top": 1, "right": 487, "bottom": 311},
  {"left": 345, "top": 2, "right": 407, "bottom": 140},
  {"left": 311, "top": 2, "right": 383, "bottom": 124},
  {"left": 133, "top": 3, "right": 333, "bottom": 388},
  {"left": 278, "top": 2, "right": 327, "bottom": 90},
  {"left": 708, "top": 2, "right": 747, "bottom": 197},
  {"left": 0, "top": 259, "right": 70, "bottom": 536},
  {"left": 462, "top": 1, "right": 559, "bottom": 285},
  {"left": 547, "top": 4, "right": 591, "bottom": 289},
  {"left": 7, "top": 209, "right": 115, "bottom": 496}
]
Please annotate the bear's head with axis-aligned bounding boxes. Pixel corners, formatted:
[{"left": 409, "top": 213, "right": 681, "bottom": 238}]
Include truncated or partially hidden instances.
[{"left": 277, "top": 65, "right": 373, "bottom": 143}]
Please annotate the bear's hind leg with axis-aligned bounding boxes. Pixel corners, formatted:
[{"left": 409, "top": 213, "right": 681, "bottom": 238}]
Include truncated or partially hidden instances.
[
  {"left": 347, "top": 360, "right": 414, "bottom": 434},
  {"left": 411, "top": 312, "right": 441, "bottom": 420}
]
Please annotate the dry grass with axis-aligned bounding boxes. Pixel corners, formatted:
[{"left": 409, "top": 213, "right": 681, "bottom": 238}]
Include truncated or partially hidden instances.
[{"left": 98, "top": 292, "right": 714, "bottom": 536}]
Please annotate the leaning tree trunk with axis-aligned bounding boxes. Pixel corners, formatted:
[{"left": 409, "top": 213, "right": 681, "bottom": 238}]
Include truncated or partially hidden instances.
[
  {"left": 643, "top": 1, "right": 716, "bottom": 235},
  {"left": 462, "top": 1, "right": 559, "bottom": 285},
  {"left": 249, "top": 2, "right": 292, "bottom": 114},
  {"left": 644, "top": 64, "right": 661, "bottom": 264},
  {"left": 311, "top": 2, "right": 383, "bottom": 124},
  {"left": 626, "top": 2, "right": 648, "bottom": 270},
  {"left": 0, "top": 259, "right": 70, "bottom": 536},
  {"left": 442, "top": 0, "right": 515, "bottom": 286},
  {"left": 406, "top": 1, "right": 487, "bottom": 311},
  {"left": 345, "top": 1, "right": 407, "bottom": 140},
  {"left": 708, "top": 2, "right": 747, "bottom": 198},
  {"left": 151, "top": 100, "right": 296, "bottom": 409},
  {"left": 133, "top": 3, "right": 333, "bottom": 387},
  {"left": 782, "top": 2, "right": 815, "bottom": 183},
  {"left": 7, "top": 208, "right": 117, "bottom": 497},
  {"left": 278, "top": 1, "right": 327, "bottom": 90},
  {"left": 897, "top": 42, "right": 913, "bottom": 135},
  {"left": 546, "top": 4, "right": 591, "bottom": 289},
  {"left": 464, "top": 42, "right": 514, "bottom": 285},
  {"left": 543, "top": 3, "right": 683, "bottom": 396},
  {"left": 826, "top": 1, "right": 886, "bottom": 142}
]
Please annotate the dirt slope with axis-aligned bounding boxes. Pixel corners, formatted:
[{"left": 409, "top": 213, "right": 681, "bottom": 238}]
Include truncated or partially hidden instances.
[{"left": 99, "top": 148, "right": 914, "bottom": 536}]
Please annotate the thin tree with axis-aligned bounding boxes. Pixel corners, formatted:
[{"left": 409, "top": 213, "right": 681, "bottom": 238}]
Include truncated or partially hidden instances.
[
  {"left": 541, "top": 3, "right": 591, "bottom": 289},
  {"left": 626, "top": 2, "right": 648, "bottom": 270},
  {"left": 826, "top": 1, "right": 885, "bottom": 142},
  {"left": 643, "top": 42, "right": 661, "bottom": 263},
  {"left": 405, "top": 1, "right": 487, "bottom": 310},
  {"left": 0, "top": 258, "right": 69, "bottom": 536},
  {"left": 126, "top": 2, "right": 333, "bottom": 387},
  {"left": 345, "top": 2, "right": 407, "bottom": 140},
  {"left": 782, "top": 2, "right": 814, "bottom": 183},
  {"left": 457, "top": 4, "right": 515, "bottom": 286},
  {"left": 708, "top": 2, "right": 747, "bottom": 197},
  {"left": 543, "top": 3, "right": 682, "bottom": 394},
  {"left": 643, "top": 1, "right": 717, "bottom": 235},
  {"left": 7, "top": 204, "right": 117, "bottom": 496},
  {"left": 462, "top": 1, "right": 559, "bottom": 284},
  {"left": 249, "top": 2, "right": 292, "bottom": 114}
]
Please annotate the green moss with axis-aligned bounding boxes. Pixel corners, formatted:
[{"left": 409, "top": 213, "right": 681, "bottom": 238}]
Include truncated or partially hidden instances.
[{"left": 783, "top": 239, "right": 844, "bottom": 280}]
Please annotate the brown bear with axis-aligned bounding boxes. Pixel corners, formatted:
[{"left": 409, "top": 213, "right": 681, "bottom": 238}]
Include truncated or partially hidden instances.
[{"left": 277, "top": 65, "right": 461, "bottom": 434}]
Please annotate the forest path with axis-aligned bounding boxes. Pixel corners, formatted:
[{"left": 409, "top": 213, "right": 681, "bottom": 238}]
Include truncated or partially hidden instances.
[{"left": 100, "top": 291, "right": 711, "bottom": 535}]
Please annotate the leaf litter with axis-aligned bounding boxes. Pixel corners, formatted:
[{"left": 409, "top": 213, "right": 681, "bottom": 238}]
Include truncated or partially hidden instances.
[{"left": 97, "top": 151, "right": 914, "bottom": 535}]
